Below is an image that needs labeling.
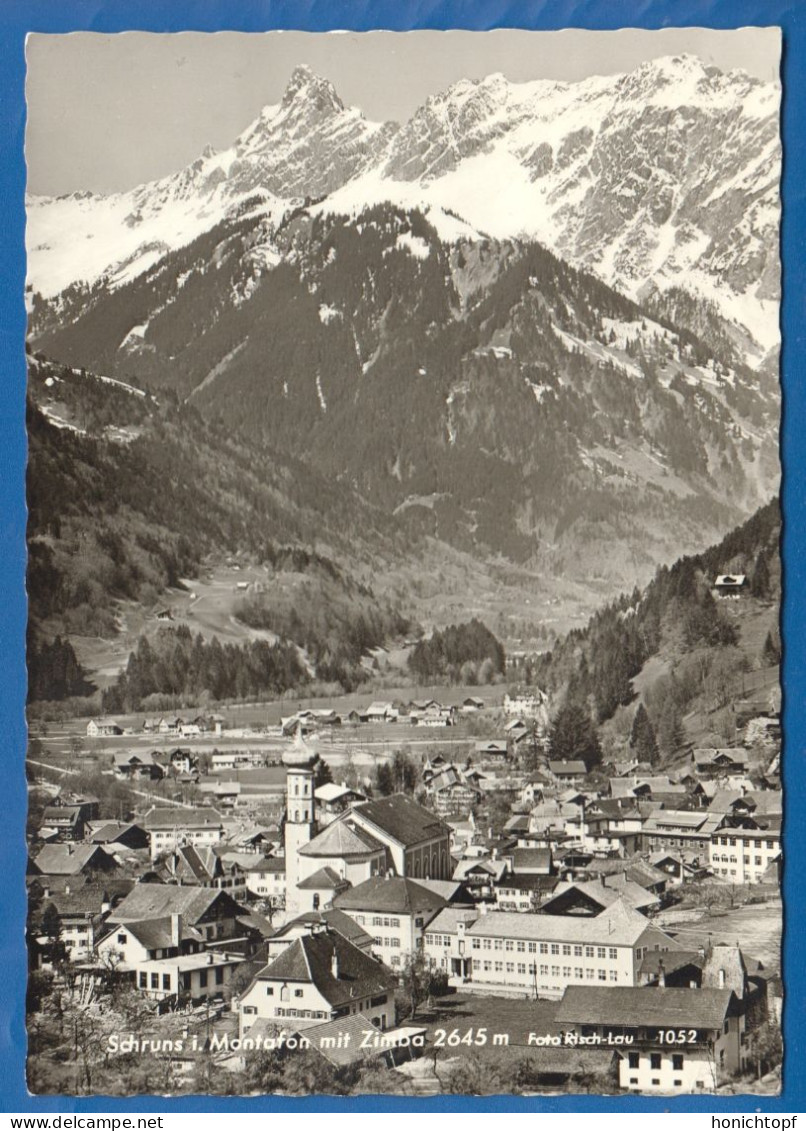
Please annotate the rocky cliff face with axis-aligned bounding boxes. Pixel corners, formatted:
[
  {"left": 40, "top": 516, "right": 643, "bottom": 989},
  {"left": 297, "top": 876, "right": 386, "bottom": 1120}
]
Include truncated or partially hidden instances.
[{"left": 27, "top": 56, "right": 780, "bottom": 357}]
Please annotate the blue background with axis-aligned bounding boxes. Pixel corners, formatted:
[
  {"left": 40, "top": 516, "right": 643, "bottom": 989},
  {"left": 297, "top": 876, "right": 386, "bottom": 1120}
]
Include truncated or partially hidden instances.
[{"left": 0, "top": 0, "right": 800, "bottom": 1113}]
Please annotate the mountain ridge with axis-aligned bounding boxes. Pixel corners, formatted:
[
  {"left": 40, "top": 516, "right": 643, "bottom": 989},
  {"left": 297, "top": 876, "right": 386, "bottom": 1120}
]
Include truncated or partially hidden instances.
[{"left": 27, "top": 55, "right": 780, "bottom": 357}]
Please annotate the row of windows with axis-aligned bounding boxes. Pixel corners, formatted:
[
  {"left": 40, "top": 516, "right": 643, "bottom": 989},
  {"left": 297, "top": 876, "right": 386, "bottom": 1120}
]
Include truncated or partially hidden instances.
[
  {"left": 714, "top": 836, "right": 777, "bottom": 849},
  {"left": 628, "top": 1052, "right": 685, "bottom": 1071},
  {"left": 713, "top": 854, "right": 768, "bottom": 866},
  {"left": 275, "top": 1008, "right": 328, "bottom": 1019},
  {"left": 471, "top": 939, "right": 619, "bottom": 959},
  {"left": 374, "top": 937, "right": 402, "bottom": 948},
  {"left": 476, "top": 961, "right": 619, "bottom": 982}
]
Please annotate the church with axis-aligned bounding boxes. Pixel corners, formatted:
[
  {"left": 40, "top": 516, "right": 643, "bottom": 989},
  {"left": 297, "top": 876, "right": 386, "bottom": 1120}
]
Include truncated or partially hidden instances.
[{"left": 282, "top": 734, "right": 453, "bottom": 918}]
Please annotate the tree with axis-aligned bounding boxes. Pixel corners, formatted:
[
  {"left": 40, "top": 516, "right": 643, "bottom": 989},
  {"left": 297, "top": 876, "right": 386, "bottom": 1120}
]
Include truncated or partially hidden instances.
[
  {"left": 549, "top": 698, "right": 602, "bottom": 769},
  {"left": 751, "top": 552, "right": 771, "bottom": 599},
  {"left": 753, "top": 1015, "right": 783, "bottom": 1079},
  {"left": 630, "top": 703, "right": 660, "bottom": 766},
  {"left": 314, "top": 759, "right": 334, "bottom": 789},
  {"left": 397, "top": 950, "right": 445, "bottom": 1021}
]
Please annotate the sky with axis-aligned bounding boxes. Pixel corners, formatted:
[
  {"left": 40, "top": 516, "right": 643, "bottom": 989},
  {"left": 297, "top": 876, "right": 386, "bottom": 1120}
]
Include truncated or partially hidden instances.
[{"left": 25, "top": 27, "right": 781, "bottom": 196}]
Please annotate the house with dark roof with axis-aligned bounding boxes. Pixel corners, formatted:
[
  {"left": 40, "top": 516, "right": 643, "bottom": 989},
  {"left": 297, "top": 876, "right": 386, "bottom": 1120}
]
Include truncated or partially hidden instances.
[
  {"left": 555, "top": 984, "right": 745, "bottom": 1093},
  {"left": 333, "top": 875, "right": 449, "bottom": 969},
  {"left": 239, "top": 927, "right": 397, "bottom": 1034},
  {"left": 33, "top": 843, "right": 118, "bottom": 878},
  {"left": 88, "top": 822, "right": 149, "bottom": 851},
  {"left": 160, "top": 844, "right": 248, "bottom": 900},
  {"left": 107, "top": 883, "right": 245, "bottom": 945},
  {"left": 97, "top": 912, "right": 207, "bottom": 972},
  {"left": 112, "top": 751, "right": 165, "bottom": 782},
  {"left": 548, "top": 760, "right": 588, "bottom": 784},
  {"left": 265, "top": 908, "right": 374, "bottom": 959},
  {"left": 38, "top": 804, "right": 88, "bottom": 842}
]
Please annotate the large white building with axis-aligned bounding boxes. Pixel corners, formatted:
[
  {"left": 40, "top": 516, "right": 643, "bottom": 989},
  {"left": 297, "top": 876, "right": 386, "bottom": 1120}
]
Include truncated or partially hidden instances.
[{"left": 423, "top": 899, "right": 676, "bottom": 998}]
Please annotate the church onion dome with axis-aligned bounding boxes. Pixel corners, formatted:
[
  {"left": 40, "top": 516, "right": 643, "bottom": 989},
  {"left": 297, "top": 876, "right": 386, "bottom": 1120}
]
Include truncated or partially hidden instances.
[{"left": 282, "top": 728, "right": 320, "bottom": 770}]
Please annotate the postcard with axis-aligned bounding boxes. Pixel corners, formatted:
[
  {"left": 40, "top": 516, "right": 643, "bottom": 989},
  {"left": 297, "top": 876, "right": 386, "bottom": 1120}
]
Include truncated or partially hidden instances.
[{"left": 21, "top": 26, "right": 783, "bottom": 1100}]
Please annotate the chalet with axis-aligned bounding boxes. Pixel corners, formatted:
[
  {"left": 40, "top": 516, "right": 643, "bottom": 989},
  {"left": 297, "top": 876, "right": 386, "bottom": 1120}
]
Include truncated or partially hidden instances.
[
  {"left": 640, "top": 810, "right": 722, "bottom": 856},
  {"left": 423, "top": 764, "right": 483, "bottom": 817},
  {"left": 713, "top": 574, "right": 747, "bottom": 598},
  {"left": 554, "top": 985, "right": 744, "bottom": 1092},
  {"left": 158, "top": 717, "right": 183, "bottom": 735},
  {"left": 239, "top": 927, "right": 397, "bottom": 1033},
  {"left": 112, "top": 751, "right": 165, "bottom": 782},
  {"left": 474, "top": 740, "right": 508, "bottom": 760},
  {"left": 462, "top": 696, "right": 484, "bottom": 712},
  {"left": 333, "top": 875, "right": 449, "bottom": 968},
  {"left": 314, "top": 782, "right": 366, "bottom": 824},
  {"left": 155, "top": 609, "right": 173, "bottom": 621},
  {"left": 86, "top": 719, "right": 123, "bottom": 738},
  {"left": 548, "top": 760, "right": 588, "bottom": 784},
  {"left": 39, "top": 803, "right": 89, "bottom": 842},
  {"left": 693, "top": 749, "right": 749, "bottom": 777},
  {"left": 451, "top": 857, "right": 509, "bottom": 902},
  {"left": 366, "top": 701, "right": 397, "bottom": 723}
]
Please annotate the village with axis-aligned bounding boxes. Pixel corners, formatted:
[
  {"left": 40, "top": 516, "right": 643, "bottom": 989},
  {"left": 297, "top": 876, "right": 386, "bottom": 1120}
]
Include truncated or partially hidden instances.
[{"left": 26, "top": 649, "right": 783, "bottom": 1097}]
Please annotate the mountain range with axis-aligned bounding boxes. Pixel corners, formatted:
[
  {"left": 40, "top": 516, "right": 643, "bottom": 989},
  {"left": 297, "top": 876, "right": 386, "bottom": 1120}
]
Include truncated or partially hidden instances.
[
  {"left": 24, "top": 54, "right": 781, "bottom": 685},
  {"left": 27, "top": 55, "right": 780, "bottom": 360}
]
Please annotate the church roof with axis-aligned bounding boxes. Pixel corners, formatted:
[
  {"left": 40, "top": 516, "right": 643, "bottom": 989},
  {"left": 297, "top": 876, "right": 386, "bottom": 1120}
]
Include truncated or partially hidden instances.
[{"left": 299, "top": 820, "right": 385, "bottom": 858}]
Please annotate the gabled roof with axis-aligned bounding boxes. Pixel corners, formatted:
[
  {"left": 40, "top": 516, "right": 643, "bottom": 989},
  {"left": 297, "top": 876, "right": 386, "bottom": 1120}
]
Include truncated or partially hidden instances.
[
  {"left": 555, "top": 985, "right": 734, "bottom": 1030},
  {"left": 315, "top": 783, "right": 364, "bottom": 804},
  {"left": 244, "top": 856, "right": 286, "bottom": 874},
  {"left": 351, "top": 794, "right": 450, "bottom": 848},
  {"left": 143, "top": 807, "right": 224, "bottom": 830},
  {"left": 467, "top": 899, "right": 670, "bottom": 947},
  {"left": 33, "top": 844, "right": 114, "bottom": 876},
  {"left": 334, "top": 875, "right": 448, "bottom": 917},
  {"left": 272, "top": 908, "right": 373, "bottom": 949},
  {"left": 549, "top": 760, "right": 587, "bottom": 775},
  {"left": 299, "top": 819, "right": 385, "bottom": 858},
  {"left": 424, "top": 907, "right": 479, "bottom": 935},
  {"left": 117, "top": 917, "right": 205, "bottom": 951},
  {"left": 107, "top": 883, "right": 240, "bottom": 925},
  {"left": 253, "top": 930, "right": 396, "bottom": 1006},
  {"left": 297, "top": 866, "right": 346, "bottom": 891},
  {"left": 89, "top": 821, "right": 147, "bottom": 844}
]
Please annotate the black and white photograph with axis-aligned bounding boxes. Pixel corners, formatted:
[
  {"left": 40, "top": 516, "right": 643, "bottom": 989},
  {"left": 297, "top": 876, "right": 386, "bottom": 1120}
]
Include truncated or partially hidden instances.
[{"left": 23, "top": 28, "right": 783, "bottom": 1097}]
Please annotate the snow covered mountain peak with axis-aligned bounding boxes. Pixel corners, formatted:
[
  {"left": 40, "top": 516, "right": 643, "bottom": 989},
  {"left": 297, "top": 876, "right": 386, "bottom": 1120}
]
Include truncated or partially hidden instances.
[
  {"left": 281, "top": 63, "right": 345, "bottom": 115},
  {"left": 27, "top": 55, "right": 780, "bottom": 356}
]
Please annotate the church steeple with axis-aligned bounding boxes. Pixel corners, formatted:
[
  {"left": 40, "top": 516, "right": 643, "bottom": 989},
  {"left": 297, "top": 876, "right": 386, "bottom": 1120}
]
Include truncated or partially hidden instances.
[{"left": 283, "top": 728, "right": 320, "bottom": 917}]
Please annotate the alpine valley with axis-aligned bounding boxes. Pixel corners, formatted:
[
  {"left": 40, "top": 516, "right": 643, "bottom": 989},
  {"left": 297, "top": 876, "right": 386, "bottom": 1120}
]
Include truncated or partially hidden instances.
[{"left": 25, "top": 56, "right": 781, "bottom": 692}]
